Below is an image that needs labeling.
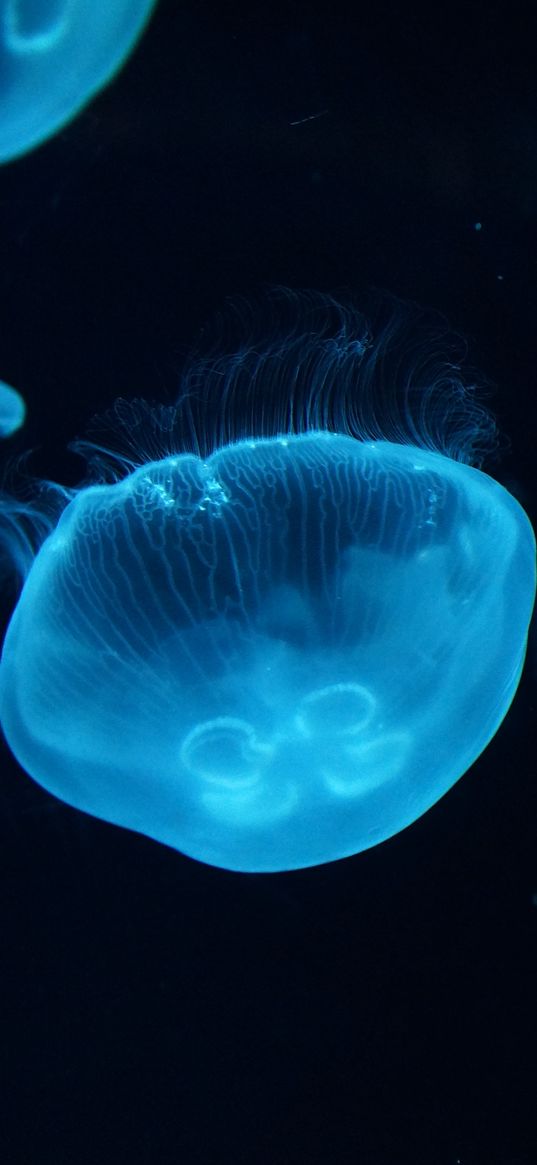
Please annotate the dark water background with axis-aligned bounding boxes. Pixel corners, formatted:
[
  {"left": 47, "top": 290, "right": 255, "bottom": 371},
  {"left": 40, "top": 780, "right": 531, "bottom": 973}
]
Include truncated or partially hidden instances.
[{"left": 1, "top": 2, "right": 536, "bottom": 1162}]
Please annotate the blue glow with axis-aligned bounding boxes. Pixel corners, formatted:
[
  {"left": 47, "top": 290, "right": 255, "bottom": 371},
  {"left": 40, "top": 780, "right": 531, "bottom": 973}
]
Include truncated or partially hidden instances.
[
  {"left": 0, "top": 0, "right": 158, "bottom": 163},
  {"left": 0, "top": 379, "right": 25, "bottom": 435},
  {"left": 0, "top": 291, "right": 535, "bottom": 872}
]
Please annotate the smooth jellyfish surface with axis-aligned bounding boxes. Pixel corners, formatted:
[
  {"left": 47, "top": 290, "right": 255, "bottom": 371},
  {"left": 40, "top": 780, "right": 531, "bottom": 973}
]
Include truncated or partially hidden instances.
[
  {"left": 0, "top": 0, "right": 158, "bottom": 162},
  {"left": 0, "top": 379, "right": 25, "bottom": 435},
  {"left": 0, "top": 431, "right": 534, "bottom": 871}
]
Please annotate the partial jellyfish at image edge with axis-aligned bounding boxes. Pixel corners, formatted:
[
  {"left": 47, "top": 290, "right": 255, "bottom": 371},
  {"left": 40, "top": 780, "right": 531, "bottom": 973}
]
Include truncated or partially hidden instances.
[
  {"left": 0, "top": 379, "right": 25, "bottom": 437},
  {"left": 0, "top": 0, "right": 158, "bottom": 163}
]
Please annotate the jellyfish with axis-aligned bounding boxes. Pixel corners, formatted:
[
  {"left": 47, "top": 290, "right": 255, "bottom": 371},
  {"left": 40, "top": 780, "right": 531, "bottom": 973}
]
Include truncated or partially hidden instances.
[
  {"left": 0, "top": 0, "right": 158, "bottom": 163},
  {"left": 0, "top": 379, "right": 25, "bottom": 436},
  {"left": 0, "top": 290, "right": 534, "bottom": 872}
]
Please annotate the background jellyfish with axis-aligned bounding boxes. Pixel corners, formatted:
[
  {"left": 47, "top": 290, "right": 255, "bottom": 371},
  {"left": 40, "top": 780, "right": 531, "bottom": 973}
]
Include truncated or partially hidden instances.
[
  {"left": 0, "top": 379, "right": 25, "bottom": 436},
  {"left": 0, "top": 289, "right": 534, "bottom": 872},
  {"left": 0, "top": 0, "right": 158, "bottom": 163}
]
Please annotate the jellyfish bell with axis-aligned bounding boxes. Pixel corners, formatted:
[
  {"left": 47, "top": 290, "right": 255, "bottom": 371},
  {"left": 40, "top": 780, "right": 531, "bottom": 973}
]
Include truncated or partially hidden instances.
[
  {"left": 0, "top": 0, "right": 158, "bottom": 163},
  {"left": 0, "top": 289, "right": 535, "bottom": 872},
  {"left": 0, "top": 379, "right": 25, "bottom": 437}
]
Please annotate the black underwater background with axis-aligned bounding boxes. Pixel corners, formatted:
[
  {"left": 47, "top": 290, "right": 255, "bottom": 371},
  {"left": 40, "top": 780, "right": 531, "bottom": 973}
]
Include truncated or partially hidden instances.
[{"left": 1, "top": 2, "right": 536, "bottom": 1163}]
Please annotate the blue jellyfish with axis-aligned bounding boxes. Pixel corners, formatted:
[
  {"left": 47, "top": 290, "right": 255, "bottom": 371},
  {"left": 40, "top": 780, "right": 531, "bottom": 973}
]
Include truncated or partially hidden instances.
[
  {"left": 0, "top": 0, "right": 158, "bottom": 163},
  {"left": 0, "top": 379, "right": 25, "bottom": 436},
  {"left": 0, "top": 290, "right": 535, "bottom": 872}
]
